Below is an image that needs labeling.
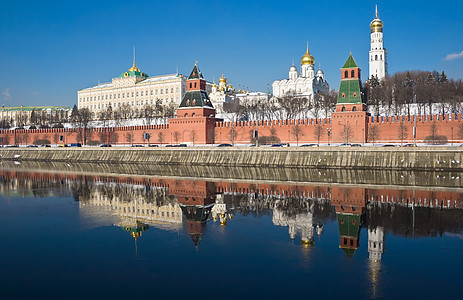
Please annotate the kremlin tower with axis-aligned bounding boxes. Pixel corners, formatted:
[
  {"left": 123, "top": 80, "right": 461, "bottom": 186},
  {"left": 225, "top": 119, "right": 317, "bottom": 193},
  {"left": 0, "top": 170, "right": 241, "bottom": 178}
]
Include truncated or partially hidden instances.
[{"left": 169, "top": 62, "right": 218, "bottom": 144}]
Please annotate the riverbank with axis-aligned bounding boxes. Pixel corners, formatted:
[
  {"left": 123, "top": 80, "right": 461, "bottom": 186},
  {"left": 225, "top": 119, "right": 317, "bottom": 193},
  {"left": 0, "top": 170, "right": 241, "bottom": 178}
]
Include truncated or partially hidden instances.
[{"left": 0, "top": 146, "right": 462, "bottom": 171}]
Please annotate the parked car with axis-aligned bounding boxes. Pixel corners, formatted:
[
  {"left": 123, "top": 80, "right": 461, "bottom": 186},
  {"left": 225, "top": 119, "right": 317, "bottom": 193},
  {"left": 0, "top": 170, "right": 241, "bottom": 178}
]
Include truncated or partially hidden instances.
[
  {"left": 339, "top": 143, "right": 352, "bottom": 147},
  {"left": 301, "top": 144, "right": 318, "bottom": 147},
  {"left": 382, "top": 144, "right": 395, "bottom": 147},
  {"left": 58, "top": 144, "right": 68, "bottom": 147},
  {"left": 100, "top": 144, "right": 112, "bottom": 147},
  {"left": 271, "top": 144, "right": 283, "bottom": 147},
  {"left": 351, "top": 144, "right": 362, "bottom": 147},
  {"left": 40, "top": 144, "right": 51, "bottom": 147},
  {"left": 403, "top": 144, "right": 414, "bottom": 147},
  {"left": 218, "top": 143, "right": 233, "bottom": 147},
  {"left": 280, "top": 143, "right": 290, "bottom": 147},
  {"left": 149, "top": 144, "right": 159, "bottom": 147},
  {"left": 131, "top": 144, "right": 143, "bottom": 147},
  {"left": 178, "top": 144, "right": 187, "bottom": 147},
  {"left": 70, "top": 143, "right": 82, "bottom": 147},
  {"left": 27, "top": 145, "right": 38, "bottom": 148}
]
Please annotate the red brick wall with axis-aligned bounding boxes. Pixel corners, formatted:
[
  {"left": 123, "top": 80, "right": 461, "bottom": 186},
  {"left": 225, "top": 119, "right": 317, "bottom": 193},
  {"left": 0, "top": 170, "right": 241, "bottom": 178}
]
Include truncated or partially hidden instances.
[{"left": 1, "top": 113, "right": 462, "bottom": 146}]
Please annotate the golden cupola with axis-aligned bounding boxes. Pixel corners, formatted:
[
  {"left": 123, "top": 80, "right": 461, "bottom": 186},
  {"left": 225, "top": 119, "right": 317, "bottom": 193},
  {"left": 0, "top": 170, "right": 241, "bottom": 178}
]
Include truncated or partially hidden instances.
[
  {"left": 219, "top": 74, "right": 227, "bottom": 84},
  {"left": 370, "top": 5, "right": 384, "bottom": 33},
  {"left": 301, "top": 43, "right": 315, "bottom": 66},
  {"left": 129, "top": 62, "right": 140, "bottom": 72}
]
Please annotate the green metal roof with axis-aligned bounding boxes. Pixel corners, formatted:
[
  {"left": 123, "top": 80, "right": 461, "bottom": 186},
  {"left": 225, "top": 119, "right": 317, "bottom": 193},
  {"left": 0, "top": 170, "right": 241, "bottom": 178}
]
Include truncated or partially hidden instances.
[
  {"left": 337, "top": 213, "right": 361, "bottom": 238},
  {"left": 337, "top": 80, "right": 363, "bottom": 104},
  {"left": 119, "top": 70, "right": 148, "bottom": 78},
  {"left": 341, "top": 54, "right": 359, "bottom": 69}
]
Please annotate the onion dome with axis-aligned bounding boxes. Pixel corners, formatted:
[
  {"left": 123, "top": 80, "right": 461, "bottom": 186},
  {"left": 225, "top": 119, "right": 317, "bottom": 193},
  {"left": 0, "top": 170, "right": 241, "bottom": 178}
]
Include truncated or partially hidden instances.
[
  {"left": 301, "top": 43, "right": 315, "bottom": 66},
  {"left": 316, "top": 67, "right": 324, "bottom": 77},
  {"left": 290, "top": 64, "right": 297, "bottom": 72},
  {"left": 370, "top": 5, "right": 384, "bottom": 33},
  {"left": 219, "top": 74, "right": 227, "bottom": 84},
  {"left": 129, "top": 62, "right": 140, "bottom": 72}
]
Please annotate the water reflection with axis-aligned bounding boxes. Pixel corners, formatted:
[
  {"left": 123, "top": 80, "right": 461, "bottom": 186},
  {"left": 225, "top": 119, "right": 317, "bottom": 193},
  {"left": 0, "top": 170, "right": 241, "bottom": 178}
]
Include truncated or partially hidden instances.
[{"left": 0, "top": 168, "right": 462, "bottom": 298}]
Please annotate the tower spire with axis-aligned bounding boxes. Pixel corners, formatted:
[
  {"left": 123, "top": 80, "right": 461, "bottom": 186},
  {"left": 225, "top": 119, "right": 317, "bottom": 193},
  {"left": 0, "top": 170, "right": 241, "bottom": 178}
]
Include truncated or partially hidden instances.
[
  {"left": 133, "top": 46, "right": 136, "bottom": 66},
  {"left": 375, "top": 5, "right": 378, "bottom": 18}
]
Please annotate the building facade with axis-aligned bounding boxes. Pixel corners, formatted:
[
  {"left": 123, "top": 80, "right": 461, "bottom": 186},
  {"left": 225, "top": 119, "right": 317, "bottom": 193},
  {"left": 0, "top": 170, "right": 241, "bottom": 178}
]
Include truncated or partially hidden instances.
[
  {"left": 272, "top": 44, "right": 329, "bottom": 100},
  {"left": 77, "top": 62, "right": 187, "bottom": 118},
  {"left": 369, "top": 5, "right": 387, "bottom": 80}
]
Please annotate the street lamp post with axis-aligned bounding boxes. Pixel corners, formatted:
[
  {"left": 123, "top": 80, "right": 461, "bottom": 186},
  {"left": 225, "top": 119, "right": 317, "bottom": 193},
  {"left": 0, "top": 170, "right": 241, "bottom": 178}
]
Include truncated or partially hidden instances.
[{"left": 327, "top": 128, "right": 331, "bottom": 146}]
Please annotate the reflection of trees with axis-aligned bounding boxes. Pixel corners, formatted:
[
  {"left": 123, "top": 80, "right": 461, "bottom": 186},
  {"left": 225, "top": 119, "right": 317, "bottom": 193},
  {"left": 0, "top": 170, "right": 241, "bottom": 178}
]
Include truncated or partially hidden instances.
[{"left": 366, "top": 202, "right": 463, "bottom": 238}]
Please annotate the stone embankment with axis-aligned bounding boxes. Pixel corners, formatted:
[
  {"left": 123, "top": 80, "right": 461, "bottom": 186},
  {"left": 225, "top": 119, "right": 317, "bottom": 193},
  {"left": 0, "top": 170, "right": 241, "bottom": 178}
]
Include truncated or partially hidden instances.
[{"left": 0, "top": 147, "right": 462, "bottom": 171}]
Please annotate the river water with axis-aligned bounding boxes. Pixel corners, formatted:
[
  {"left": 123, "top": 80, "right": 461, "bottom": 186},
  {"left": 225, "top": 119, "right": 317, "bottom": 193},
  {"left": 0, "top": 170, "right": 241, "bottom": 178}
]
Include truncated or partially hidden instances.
[{"left": 0, "top": 163, "right": 462, "bottom": 299}]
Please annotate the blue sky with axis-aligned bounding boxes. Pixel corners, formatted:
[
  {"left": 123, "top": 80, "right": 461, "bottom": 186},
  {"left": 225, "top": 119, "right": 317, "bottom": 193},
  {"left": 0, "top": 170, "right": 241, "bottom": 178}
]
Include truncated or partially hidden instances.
[{"left": 1, "top": 0, "right": 462, "bottom": 107}]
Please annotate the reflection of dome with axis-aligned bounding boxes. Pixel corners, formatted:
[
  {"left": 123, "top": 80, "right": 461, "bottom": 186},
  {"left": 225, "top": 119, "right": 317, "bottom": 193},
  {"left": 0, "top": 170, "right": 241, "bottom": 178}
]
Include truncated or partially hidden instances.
[
  {"left": 370, "top": 6, "right": 384, "bottom": 33},
  {"left": 301, "top": 44, "right": 315, "bottom": 66}
]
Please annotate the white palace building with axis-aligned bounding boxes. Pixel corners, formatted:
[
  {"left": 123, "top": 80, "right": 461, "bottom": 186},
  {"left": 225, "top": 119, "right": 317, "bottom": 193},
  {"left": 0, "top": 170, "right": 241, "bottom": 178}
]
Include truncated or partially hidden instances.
[{"left": 272, "top": 44, "right": 329, "bottom": 100}]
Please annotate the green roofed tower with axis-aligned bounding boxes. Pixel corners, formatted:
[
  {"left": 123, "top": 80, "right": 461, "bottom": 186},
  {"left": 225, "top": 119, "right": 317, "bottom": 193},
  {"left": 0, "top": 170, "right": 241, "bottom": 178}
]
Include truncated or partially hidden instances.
[{"left": 337, "top": 53, "right": 364, "bottom": 107}]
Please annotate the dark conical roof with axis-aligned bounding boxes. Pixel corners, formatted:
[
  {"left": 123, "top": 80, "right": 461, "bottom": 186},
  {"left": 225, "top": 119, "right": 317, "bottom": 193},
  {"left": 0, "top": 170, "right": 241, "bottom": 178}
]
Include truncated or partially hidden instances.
[
  {"left": 188, "top": 64, "right": 204, "bottom": 79},
  {"left": 178, "top": 91, "right": 214, "bottom": 109}
]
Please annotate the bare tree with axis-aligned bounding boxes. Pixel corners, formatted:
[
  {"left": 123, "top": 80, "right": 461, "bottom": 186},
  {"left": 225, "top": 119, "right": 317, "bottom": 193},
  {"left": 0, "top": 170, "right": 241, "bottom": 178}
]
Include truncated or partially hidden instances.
[
  {"left": 313, "top": 123, "right": 323, "bottom": 146},
  {"left": 277, "top": 93, "right": 309, "bottom": 119},
  {"left": 190, "top": 130, "right": 197, "bottom": 146},
  {"left": 291, "top": 123, "right": 304, "bottom": 146},
  {"left": 71, "top": 108, "right": 93, "bottom": 145},
  {"left": 173, "top": 131, "right": 181, "bottom": 144},
  {"left": 125, "top": 132, "right": 133, "bottom": 145},
  {"left": 368, "top": 125, "right": 380, "bottom": 145},
  {"left": 398, "top": 122, "right": 408, "bottom": 145},
  {"left": 157, "top": 132, "right": 165, "bottom": 144},
  {"left": 339, "top": 123, "right": 354, "bottom": 144}
]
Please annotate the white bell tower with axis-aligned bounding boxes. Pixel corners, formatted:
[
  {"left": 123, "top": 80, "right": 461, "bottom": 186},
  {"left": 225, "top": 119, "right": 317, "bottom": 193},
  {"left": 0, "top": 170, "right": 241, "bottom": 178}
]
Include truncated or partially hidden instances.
[{"left": 369, "top": 5, "right": 387, "bottom": 80}]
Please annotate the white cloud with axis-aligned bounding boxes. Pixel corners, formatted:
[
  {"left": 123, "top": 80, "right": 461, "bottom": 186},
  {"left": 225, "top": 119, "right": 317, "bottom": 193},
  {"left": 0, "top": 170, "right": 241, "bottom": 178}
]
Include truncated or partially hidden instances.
[
  {"left": 2, "top": 88, "right": 12, "bottom": 102},
  {"left": 445, "top": 50, "right": 463, "bottom": 61}
]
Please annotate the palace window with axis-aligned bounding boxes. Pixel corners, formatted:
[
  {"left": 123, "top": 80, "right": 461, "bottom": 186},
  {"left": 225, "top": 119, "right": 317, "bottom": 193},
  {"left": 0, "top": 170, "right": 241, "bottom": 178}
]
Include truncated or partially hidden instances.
[
  {"left": 166, "top": 88, "right": 168, "bottom": 94},
  {"left": 375, "top": 55, "right": 378, "bottom": 60},
  {"left": 141, "top": 91, "right": 143, "bottom": 96},
  {"left": 171, "top": 87, "right": 174, "bottom": 93},
  {"left": 344, "top": 70, "right": 348, "bottom": 78},
  {"left": 351, "top": 70, "right": 355, "bottom": 77}
]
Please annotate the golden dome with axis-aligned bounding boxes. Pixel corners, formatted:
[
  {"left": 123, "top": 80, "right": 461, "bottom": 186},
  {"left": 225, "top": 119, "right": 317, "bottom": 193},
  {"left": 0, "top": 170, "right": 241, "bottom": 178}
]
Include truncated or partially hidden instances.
[
  {"left": 129, "top": 62, "right": 140, "bottom": 72},
  {"left": 301, "top": 43, "right": 315, "bottom": 66},
  {"left": 370, "top": 5, "right": 384, "bottom": 33},
  {"left": 219, "top": 74, "right": 227, "bottom": 84}
]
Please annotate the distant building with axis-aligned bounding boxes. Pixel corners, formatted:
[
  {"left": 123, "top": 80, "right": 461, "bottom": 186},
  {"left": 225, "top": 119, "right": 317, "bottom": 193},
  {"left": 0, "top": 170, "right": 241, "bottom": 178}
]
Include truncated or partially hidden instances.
[
  {"left": 272, "top": 43, "right": 329, "bottom": 100},
  {"left": 0, "top": 105, "right": 70, "bottom": 127},
  {"left": 369, "top": 5, "right": 387, "bottom": 80},
  {"left": 77, "top": 61, "right": 187, "bottom": 118}
]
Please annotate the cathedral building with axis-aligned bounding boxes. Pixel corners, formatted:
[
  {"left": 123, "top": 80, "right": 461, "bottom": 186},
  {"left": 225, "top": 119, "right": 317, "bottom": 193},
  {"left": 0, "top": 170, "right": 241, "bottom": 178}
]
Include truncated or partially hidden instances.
[
  {"left": 369, "top": 5, "right": 387, "bottom": 80},
  {"left": 272, "top": 44, "right": 329, "bottom": 100}
]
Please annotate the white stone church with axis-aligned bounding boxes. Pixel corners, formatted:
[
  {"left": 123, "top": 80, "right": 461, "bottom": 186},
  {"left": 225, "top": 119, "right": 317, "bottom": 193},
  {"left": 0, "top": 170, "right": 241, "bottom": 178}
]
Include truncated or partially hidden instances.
[{"left": 272, "top": 44, "right": 329, "bottom": 100}]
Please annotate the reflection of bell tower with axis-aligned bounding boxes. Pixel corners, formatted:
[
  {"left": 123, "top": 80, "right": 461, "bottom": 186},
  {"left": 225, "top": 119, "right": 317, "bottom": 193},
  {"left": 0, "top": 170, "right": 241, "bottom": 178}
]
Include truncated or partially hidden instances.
[
  {"left": 368, "top": 226, "right": 385, "bottom": 262},
  {"left": 368, "top": 226, "right": 385, "bottom": 297}
]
